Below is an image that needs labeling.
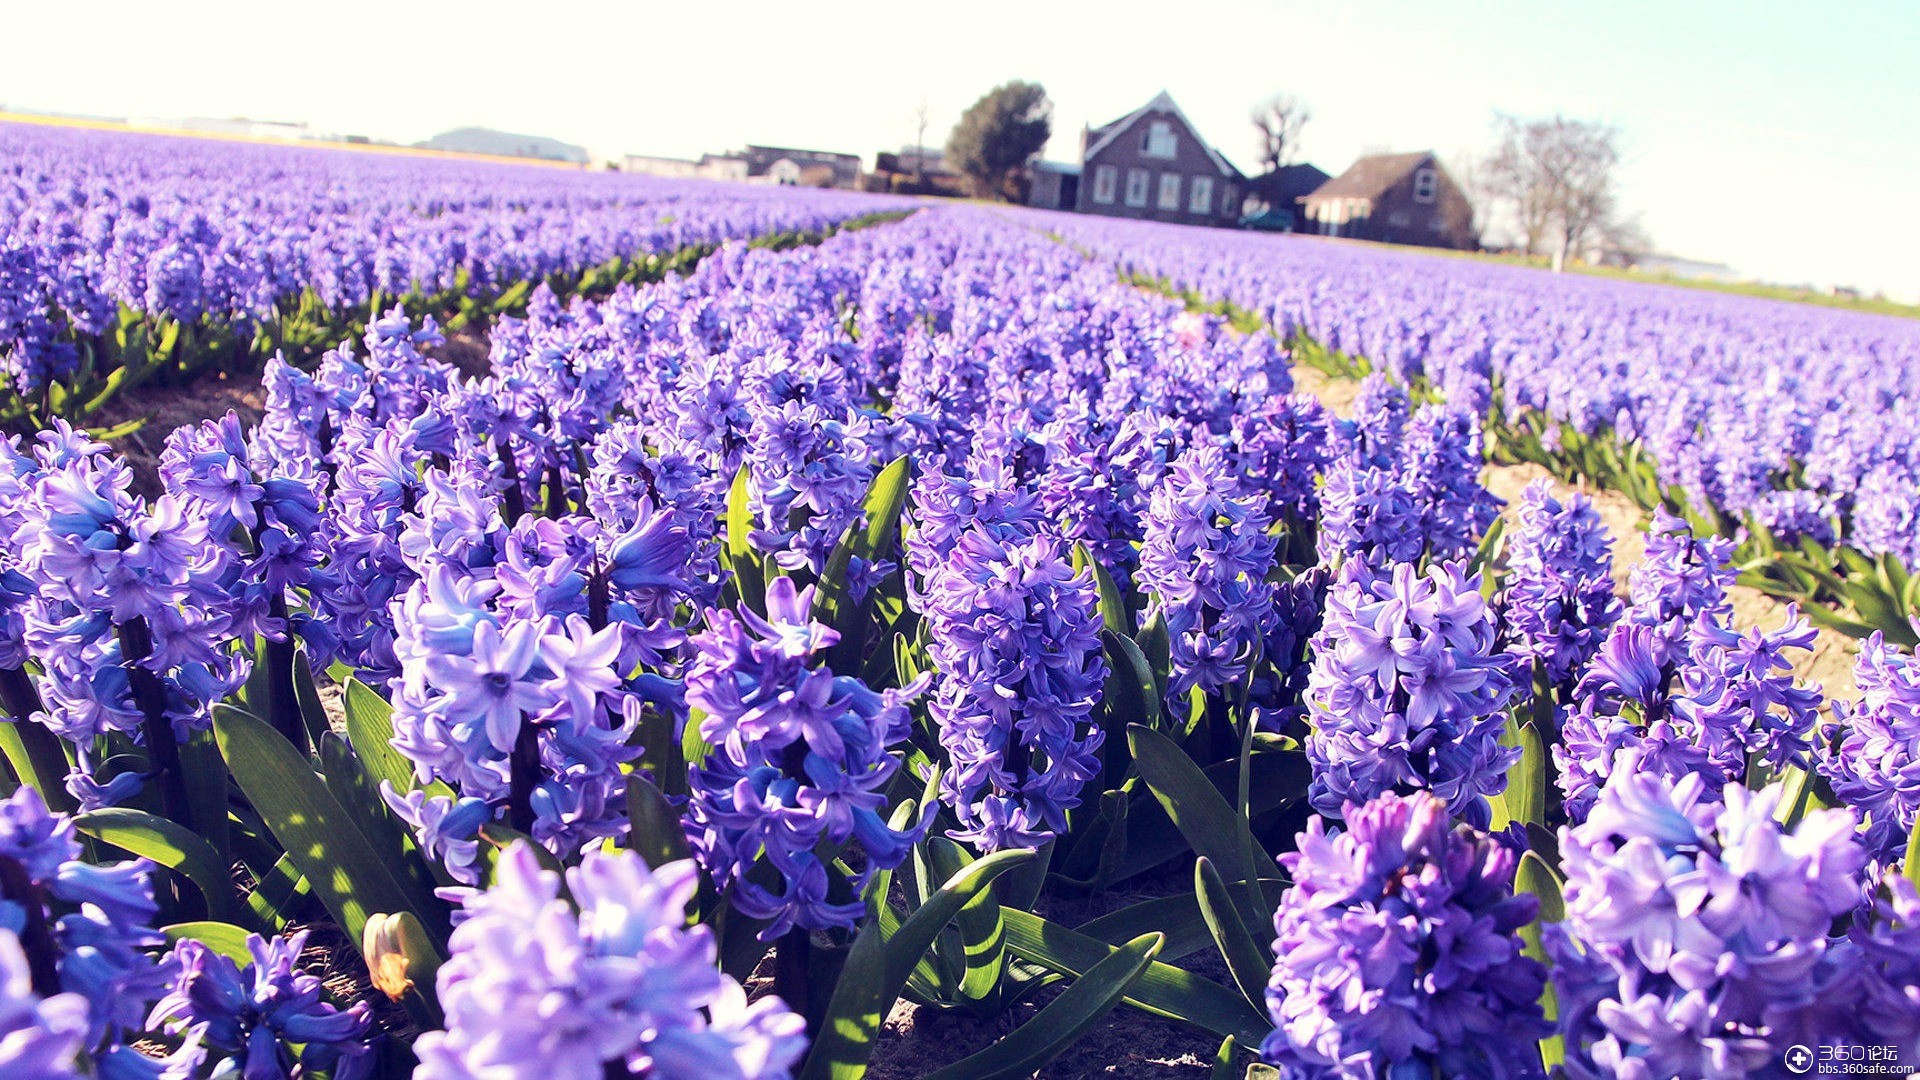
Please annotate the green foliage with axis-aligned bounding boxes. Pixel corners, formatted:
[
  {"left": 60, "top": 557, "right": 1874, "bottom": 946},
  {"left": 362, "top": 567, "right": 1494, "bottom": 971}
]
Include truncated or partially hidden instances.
[
  {"left": 800, "top": 847, "right": 1036, "bottom": 1080},
  {"left": 1000, "top": 907, "right": 1270, "bottom": 1046},
  {"left": 212, "top": 705, "right": 451, "bottom": 966},
  {"left": 75, "top": 807, "right": 237, "bottom": 923},
  {"left": 919, "top": 932, "right": 1162, "bottom": 1080},
  {"left": 945, "top": 81, "right": 1053, "bottom": 201}
]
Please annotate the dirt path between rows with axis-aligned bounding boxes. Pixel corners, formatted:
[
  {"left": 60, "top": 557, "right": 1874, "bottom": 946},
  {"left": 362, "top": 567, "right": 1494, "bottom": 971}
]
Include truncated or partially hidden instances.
[{"left": 1291, "top": 366, "right": 1861, "bottom": 698}]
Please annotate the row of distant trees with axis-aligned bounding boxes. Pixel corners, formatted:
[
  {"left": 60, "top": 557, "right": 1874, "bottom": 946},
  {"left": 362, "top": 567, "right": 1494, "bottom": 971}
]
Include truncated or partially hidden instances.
[{"left": 942, "top": 82, "right": 1640, "bottom": 269}]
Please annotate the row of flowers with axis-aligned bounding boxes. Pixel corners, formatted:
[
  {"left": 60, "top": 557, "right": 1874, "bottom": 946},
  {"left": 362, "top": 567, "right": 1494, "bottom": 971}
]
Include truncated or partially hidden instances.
[
  {"left": 0, "top": 122, "right": 909, "bottom": 417},
  {"left": 0, "top": 205, "right": 1914, "bottom": 1077},
  {"left": 1039, "top": 209, "right": 1920, "bottom": 613}
]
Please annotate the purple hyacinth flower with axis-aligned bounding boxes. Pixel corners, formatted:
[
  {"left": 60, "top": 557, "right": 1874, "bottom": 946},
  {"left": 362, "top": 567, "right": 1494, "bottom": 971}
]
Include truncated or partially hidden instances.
[
  {"left": 1263, "top": 791, "right": 1549, "bottom": 1078},
  {"left": 1305, "top": 557, "right": 1518, "bottom": 824},
  {"left": 414, "top": 843, "right": 806, "bottom": 1080}
]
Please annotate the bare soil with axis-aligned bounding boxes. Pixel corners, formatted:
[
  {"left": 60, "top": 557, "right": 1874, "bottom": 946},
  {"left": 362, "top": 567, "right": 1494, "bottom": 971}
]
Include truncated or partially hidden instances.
[
  {"left": 93, "top": 370, "right": 268, "bottom": 496},
  {"left": 1295, "top": 361, "right": 1860, "bottom": 699}
]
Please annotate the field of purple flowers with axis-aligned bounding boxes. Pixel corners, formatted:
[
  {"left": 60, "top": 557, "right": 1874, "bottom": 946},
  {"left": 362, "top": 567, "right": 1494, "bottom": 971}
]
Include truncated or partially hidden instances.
[
  {"left": 0, "top": 122, "right": 907, "bottom": 427},
  {"left": 1041, "top": 212, "right": 1920, "bottom": 648},
  {"left": 1, "top": 128, "right": 1919, "bottom": 1078}
]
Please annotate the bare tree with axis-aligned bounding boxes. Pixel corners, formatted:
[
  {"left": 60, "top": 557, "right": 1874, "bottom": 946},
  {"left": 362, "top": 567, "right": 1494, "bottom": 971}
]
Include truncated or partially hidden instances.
[
  {"left": 1251, "top": 95, "right": 1311, "bottom": 173},
  {"left": 1481, "top": 114, "right": 1625, "bottom": 269},
  {"left": 1592, "top": 213, "right": 1652, "bottom": 267}
]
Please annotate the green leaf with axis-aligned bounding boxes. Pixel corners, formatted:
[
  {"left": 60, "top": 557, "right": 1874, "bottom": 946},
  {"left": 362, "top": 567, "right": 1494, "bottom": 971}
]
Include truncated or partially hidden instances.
[
  {"left": 723, "top": 466, "right": 764, "bottom": 612},
  {"left": 317, "top": 733, "right": 451, "bottom": 939},
  {"left": 1001, "top": 908, "right": 1269, "bottom": 1046},
  {"left": 1469, "top": 515, "right": 1507, "bottom": 588},
  {"left": 893, "top": 631, "right": 922, "bottom": 687},
  {"left": 477, "top": 824, "right": 566, "bottom": 884},
  {"left": 1903, "top": 813, "right": 1920, "bottom": 892},
  {"left": 343, "top": 679, "right": 453, "bottom": 802},
  {"left": 82, "top": 415, "right": 148, "bottom": 441},
  {"left": 1128, "top": 725, "right": 1279, "bottom": 929},
  {"left": 291, "top": 648, "right": 334, "bottom": 751},
  {"left": 1498, "top": 714, "right": 1548, "bottom": 829},
  {"left": 161, "top": 921, "right": 257, "bottom": 966},
  {"left": 1135, "top": 611, "right": 1171, "bottom": 704},
  {"left": 1194, "top": 857, "right": 1271, "bottom": 1009},
  {"left": 1798, "top": 602, "right": 1879, "bottom": 640},
  {"left": 1516, "top": 849, "right": 1565, "bottom": 1066},
  {"left": 726, "top": 465, "right": 752, "bottom": 560},
  {"left": 625, "top": 773, "right": 691, "bottom": 869},
  {"left": 1773, "top": 765, "right": 1816, "bottom": 828},
  {"left": 212, "top": 705, "right": 446, "bottom": 968},
  {"left": 1073, "top": 882, "right": 1283, "bottom": 963},
  {"left": 76, "top": 807, "right": 235, "bottom": 921},
  {"left": 1079, "top": 544, "right": 1130, "bottom": 636},
  {"left": 799, "top": 847, "right": 1035, "bottom": 1080},
  {"left": 1101, "top": 630, "right": 1161, "bottom": 735},
  {"left": 1211, "top": 1036, "right": 1239, "bottom": 1080},
  {"left": 925, "top": 837, "right": 1006, "bottom": 1012},
  {"left": 242, "top": 852, "right": 306, "bottom": 932},
  {"left": 815, "top": 455, "right": 912, "bottom": 636},
  {"left": 177, "top": 728, "right": 230, "bottom": 866},
  {"left": 1102, "top": 750, "right": 1308, "bottom": 886},
  {"left": 920, "top": 932, "right": 1163, "bottom": 1080},
  {"left": 0, "top": 716, "right": 78, "bottom": 814}
]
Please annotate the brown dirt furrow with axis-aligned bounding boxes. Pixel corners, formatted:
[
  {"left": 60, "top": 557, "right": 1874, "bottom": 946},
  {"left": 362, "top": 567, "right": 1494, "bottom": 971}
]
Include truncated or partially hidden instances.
[{"left": 1293, "top": 361, "right": 1860, "bottom": 700}]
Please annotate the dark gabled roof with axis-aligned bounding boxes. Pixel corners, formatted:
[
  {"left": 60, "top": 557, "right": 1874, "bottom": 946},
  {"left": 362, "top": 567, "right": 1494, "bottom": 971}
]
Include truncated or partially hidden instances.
[
  {"left": 1248, "top": 163, "right": 1331, "bottom": 206},
  {"left": 1082, "top": 91, "right": 1242, "bottom": 179},
  {"left": 1305, "top": 152, "right": 1434, "bottom": 201}
]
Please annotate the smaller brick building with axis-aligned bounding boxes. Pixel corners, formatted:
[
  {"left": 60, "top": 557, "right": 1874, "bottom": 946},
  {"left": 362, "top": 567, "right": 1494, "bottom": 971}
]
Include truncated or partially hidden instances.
[
  {"left": 1299, "top": 152, "right": 1477, "bottom": 250},
  {"left": 1033, "top": 91, "right": 1244, "bottom": 227}
]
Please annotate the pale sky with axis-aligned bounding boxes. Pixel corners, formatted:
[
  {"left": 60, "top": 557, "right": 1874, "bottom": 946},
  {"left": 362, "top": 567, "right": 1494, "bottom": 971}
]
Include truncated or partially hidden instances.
[{"left": 5, "top": 1, "right": 1917, "bottom": 299}]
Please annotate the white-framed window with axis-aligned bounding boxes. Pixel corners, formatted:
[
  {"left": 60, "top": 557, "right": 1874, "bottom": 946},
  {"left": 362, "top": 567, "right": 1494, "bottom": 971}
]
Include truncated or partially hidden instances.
[
  {"left": 1091, "top": 164, "right": 1118, "bottom": 204},
  {"left": 1413, "top": 168, "right": 1438, "bottom": 203},
  {"left": 1157, "top": 172, "right": 1182, "bottom": 210},
  {"left": 1189, "top": 175, "right": 1215, "bottom": 215},
  {"left": 1124, "top": 168, "right": 1150, "bottom": 207},
  {"left": 1140, "top": 120, "right": 1179, "bottom": 159}
]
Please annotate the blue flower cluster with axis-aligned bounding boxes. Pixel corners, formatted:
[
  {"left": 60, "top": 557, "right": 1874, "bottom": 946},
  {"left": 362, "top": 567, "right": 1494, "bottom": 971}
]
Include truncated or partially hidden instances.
[
  {"left": 1305, "top": 558, "right": 1517, "bottom": 824},
  {"left": 149, "top": 931, "right": 374, "bottom": 1079},
  {"left": 8, "top": 423, "right": 246, "bottom": 810},
  {"left": 920, "top": 524, "right": 1108, "bottom": 850},
  {"left": 1047, "top": 209, "right": 1920, "bottom": 562},
  {"left": 684, "top": 578, "right": 923, "bottom": 936},
  {"left": 1263, "top": 791, "right": 1549, "bottom": 1078},
  {"left": 415, "top": 843, "right": 806, "bottom": 1079},
  {"left": 0, "top": 120, "right": 907, "bottom": 396},
  {"left": 0, "top": 788, "right": 175, "bottom": 1073},
  {"left": 1500, "top": 479, "right": 1621, "bottom": 685},
  {"left": 1316, "top": 392, "right": 1500, "bottom": 568},
  {"left": 1550, "top": 763, "right": 1880, "bottom": 1077},
  {"left": 1823, "top": 631, "right": 1920, "bottom": 861},
  {"left": 1554, "top": 515, "right": 1821, "bottom": 819},
  {"left": 1137, "top": 443, "right": 1279, "bottom": 704}
]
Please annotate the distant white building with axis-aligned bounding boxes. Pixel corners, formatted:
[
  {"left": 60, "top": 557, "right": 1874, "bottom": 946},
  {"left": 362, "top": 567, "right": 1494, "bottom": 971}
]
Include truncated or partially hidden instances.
[
  {"left": 1631, "top": 254, "right": 1739, "bottom": 283},
  {"left": 130, "top": 116, "right": 315, "bottom": 141},
  {"left": 622, "top": 154, "right": 701, "bottom": 179},
  {"left": 696, "top": 154, "right": 750, "bottom": 182}
]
